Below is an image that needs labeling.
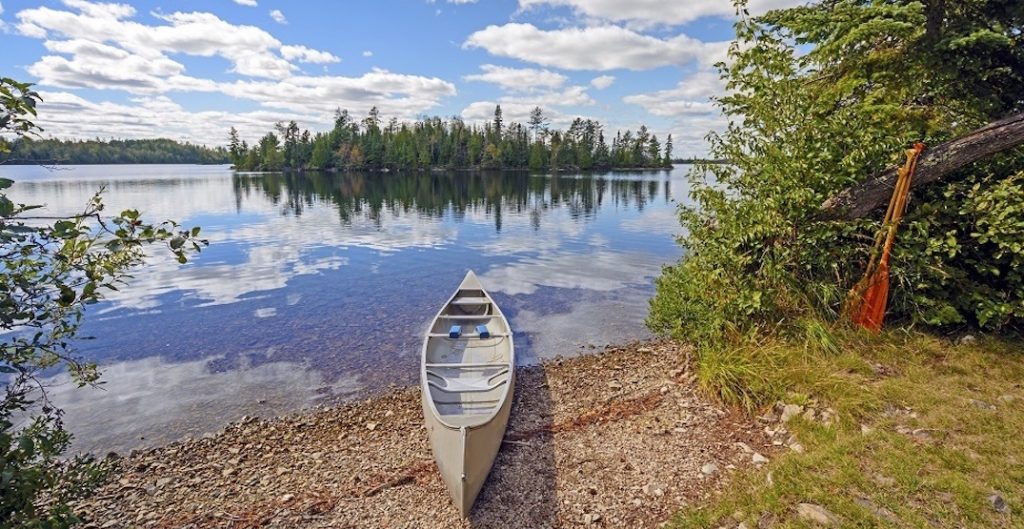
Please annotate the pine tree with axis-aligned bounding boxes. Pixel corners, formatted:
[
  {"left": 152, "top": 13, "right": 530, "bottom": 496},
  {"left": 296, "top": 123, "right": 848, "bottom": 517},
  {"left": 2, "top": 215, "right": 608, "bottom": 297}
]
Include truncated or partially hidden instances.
[
  {"left": 227, "top": 127, "right": 243, "bottom": 167},
  {"left": 492, "top": 105, "right": 503, "bottom": 142},
  {"left": 528, "top": 106, "right": 547, "bottom": 142}
]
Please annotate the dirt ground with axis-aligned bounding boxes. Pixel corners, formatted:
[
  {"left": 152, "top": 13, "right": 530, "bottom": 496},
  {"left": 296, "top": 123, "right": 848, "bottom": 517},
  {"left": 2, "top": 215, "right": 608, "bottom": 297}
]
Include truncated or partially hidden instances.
[{"left": 76, "top": 340, "right": 775, "bottom": 528}]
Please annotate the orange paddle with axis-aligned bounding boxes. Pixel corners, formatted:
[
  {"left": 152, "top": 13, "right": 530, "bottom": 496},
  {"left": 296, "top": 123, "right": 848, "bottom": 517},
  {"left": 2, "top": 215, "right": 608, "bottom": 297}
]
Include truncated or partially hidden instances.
[{"left": 848, "top": 143, "right": 925, "bottom": 332}]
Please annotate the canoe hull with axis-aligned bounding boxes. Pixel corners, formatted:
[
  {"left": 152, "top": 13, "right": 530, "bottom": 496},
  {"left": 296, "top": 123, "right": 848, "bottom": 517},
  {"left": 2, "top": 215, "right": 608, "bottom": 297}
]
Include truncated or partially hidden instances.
[
  {"left": 422, "top": 369, "right": 515, "bottom": 515},
  {"left": 420, "top": 270, "right": 515, "bottom": 517}
]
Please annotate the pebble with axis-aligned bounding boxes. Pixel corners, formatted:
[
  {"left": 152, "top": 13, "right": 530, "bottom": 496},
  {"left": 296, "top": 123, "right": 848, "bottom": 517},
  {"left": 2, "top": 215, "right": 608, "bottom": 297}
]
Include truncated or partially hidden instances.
[
  {"left": 751, "top": 453, "right": 769, "bottom": 464},
  {"left": 989, "top": 493, "right": 1010, "bottom": 514},
  {"left": 796, "top": 503, "right": 838, "bottom": 526},
  {"left": 69, "top": 339, "right": 777, "bottom": 529},
  {"left": 854, "top": 496, "right": 898, "bottom": 523},
  {"left": 969, "top": 399, "right": 996, "bottom": 411},
  {"left": 643, "top": 483, "right": 666, "bottom": 497},
  {"left": 780, "top": 404, "right": 803, "bottom": 423}
]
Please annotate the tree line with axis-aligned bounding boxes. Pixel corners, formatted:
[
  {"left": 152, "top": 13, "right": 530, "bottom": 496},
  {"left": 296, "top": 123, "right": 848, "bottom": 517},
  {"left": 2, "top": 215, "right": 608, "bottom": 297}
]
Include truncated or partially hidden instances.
[
  {"left": 229, "top": 106, "right": 674, "bottom": 172},
  {"left": 0, "top": 137, "right": 230, "bottom": 165}
]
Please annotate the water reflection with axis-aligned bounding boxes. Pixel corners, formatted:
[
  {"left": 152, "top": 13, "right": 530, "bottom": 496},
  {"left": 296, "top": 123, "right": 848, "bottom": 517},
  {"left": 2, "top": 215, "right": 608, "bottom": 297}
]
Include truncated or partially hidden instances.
[
  {"left": 232, "top": 170, "right": 669, "bottom": 230},
  {"left": 1, "top": 165, "right": 686, "bottom": 452}
]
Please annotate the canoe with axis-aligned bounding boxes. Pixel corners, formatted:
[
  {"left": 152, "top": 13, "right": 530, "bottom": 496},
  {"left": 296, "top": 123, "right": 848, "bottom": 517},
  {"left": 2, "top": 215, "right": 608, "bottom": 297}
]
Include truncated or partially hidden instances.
[{"left": 420, "top": 270, "right": 515, "bottom": 516}]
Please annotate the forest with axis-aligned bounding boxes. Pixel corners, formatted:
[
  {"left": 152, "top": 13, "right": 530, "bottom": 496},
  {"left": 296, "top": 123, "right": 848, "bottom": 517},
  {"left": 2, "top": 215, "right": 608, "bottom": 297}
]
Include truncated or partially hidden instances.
[
  {"left": 0, "top": 137, "right": 229, "bottom": 165},
  {"left": 229, "top": 105, "right": 674, "bottom": 172}
]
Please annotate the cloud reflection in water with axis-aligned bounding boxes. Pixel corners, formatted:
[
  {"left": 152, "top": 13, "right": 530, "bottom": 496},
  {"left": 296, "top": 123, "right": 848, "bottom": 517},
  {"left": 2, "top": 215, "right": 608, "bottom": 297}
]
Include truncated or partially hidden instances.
[{"left": 1, "top": 165, "right": 686, "bottom": 452}]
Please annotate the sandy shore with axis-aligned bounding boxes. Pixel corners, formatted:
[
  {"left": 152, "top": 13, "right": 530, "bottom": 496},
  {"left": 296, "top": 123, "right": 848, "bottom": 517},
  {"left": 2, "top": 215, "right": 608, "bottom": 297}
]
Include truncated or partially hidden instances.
[{"left": 76, "top": 340, "right": 775, "bottom": 528}]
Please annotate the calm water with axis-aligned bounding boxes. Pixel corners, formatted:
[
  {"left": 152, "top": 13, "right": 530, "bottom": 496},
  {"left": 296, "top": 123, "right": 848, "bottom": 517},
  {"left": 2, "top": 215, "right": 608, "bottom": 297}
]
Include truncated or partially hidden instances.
[{"left": 1, "top": 164, "right": 689, "bottom": 453}]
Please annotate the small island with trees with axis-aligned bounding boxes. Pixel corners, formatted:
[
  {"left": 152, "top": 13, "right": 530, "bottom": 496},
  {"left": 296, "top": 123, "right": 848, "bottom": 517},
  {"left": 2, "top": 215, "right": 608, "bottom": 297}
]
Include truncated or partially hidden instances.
[
  {"left": 0, "top": 137, "right": 229, "bottom": 165},
  {"left": 228, "top": 105, "right": 675, "bottom": 172}
]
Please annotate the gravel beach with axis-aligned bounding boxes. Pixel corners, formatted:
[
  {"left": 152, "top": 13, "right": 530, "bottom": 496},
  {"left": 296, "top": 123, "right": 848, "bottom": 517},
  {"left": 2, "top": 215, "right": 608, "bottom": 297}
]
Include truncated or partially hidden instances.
[{"left": 75, "top": 340, "right": 774, "bottom": 528}]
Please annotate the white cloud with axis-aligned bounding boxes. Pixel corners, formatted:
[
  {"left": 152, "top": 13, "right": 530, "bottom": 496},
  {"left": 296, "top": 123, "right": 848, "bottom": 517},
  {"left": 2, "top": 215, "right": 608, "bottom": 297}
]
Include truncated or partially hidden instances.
[
  {"left": 280, "top": 44, "right": 340, "bottom": 64},
  {"left": 499, "top": 85, "right": 594, "bottom": 106},
  {"left": 12, "top": 1, "right": 457, "bottom": 142},
  {"left": 464, "top": 64, "right": 567, "bottom": 91},
  {"left": 517, "top": 0, "right": 806, "bottom": 26},
  {"left": 464, "top": 23, "right": 726, "bottom": 71},
  {"left": 622, "top": 71, "right": 728, "bottom": 156},
  {"left": 17, "top": 5, "right": 297, "bottom": 79},
  {"left": 590, "top": 74, "right": 614, "bottom": 89},
  {"left": 461, "top": 101, "right": 574, "bottom": 129},
  {"left": 31, "top": 90, "right": 311, "bottom": 145},
  {"left": 269, "top": 9, "right": 286, "bottom": 24},
  {"left": 622, "top": 71, "right": 722, "bottom": 117},
  {"left": 233, "top": 0, "right": 258, "bottom": 5},
  {"left": 362, "top": 50, "right": 373, "bottom": 57}
]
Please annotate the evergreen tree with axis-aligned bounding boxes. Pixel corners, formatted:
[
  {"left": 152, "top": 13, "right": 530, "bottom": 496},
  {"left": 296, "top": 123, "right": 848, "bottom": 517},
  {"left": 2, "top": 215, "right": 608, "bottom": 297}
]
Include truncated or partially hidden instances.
[
  {"left": 492, "top": 105, "right": 503, "bottom": 142},
  {"left": 228, "top": 127, "right": 243, "bottom": 167},
  {"left": 528, "top": 106, "right": 547, "bottom": 142}
]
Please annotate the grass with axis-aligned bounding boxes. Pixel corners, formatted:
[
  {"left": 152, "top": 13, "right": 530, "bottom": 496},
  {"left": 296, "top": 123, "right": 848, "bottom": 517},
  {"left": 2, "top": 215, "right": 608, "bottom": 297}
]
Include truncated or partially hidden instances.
[{"left": 672, "top": 329, "right": 1023, "bottom": 528}]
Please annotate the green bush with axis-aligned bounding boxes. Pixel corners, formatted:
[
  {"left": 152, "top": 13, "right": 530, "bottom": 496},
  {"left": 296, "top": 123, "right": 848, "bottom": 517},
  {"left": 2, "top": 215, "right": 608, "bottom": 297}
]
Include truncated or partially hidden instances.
[
  {"left": 649, "top": 1, "right": 1024, "bottom": 350},
  {"left": 1, "top": 78, "right": 207, "bottom": 527}
]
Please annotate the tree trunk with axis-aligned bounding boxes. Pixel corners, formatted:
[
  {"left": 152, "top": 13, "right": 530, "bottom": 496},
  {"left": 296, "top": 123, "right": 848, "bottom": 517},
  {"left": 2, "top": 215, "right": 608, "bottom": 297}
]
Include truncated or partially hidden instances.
[{"left": 820, "top": 112, "right": 1024, "bottom": 220}]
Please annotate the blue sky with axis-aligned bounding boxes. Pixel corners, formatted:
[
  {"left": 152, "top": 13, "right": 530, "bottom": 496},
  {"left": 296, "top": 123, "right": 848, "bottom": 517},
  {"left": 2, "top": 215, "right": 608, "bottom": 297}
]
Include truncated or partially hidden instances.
[{"left": 0, "top": 0, "right": 802, "bottom": 155}]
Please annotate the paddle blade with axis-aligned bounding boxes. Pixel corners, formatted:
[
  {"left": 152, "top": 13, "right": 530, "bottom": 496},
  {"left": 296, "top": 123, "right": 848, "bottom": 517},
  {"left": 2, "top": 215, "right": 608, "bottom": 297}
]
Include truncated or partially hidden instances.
[{"left": 850, "top": 263, "right": 890, "bottom": 333}]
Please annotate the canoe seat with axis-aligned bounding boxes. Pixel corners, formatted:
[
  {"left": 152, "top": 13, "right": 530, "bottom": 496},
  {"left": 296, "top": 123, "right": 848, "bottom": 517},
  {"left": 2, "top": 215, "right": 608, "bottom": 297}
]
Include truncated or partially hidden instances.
[
  {"left": 428, "top": 333, "right": 509, "bottom": 339},
  {"left": 426, "top": 367, "right": 509, "bottom": 393}
]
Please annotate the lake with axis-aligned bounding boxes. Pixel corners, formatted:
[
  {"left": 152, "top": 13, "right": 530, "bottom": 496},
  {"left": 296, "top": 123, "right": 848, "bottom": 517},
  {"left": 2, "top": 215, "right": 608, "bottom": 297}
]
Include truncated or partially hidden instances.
[{"left": 1, "top": 164, "right": 689, "bottom": 453}]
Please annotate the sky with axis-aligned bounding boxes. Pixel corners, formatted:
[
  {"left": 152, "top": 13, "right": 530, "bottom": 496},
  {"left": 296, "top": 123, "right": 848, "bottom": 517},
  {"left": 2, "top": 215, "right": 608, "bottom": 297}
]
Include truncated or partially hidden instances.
[{"left": 0, "top": 0, "right": 804, "bottom": 156}]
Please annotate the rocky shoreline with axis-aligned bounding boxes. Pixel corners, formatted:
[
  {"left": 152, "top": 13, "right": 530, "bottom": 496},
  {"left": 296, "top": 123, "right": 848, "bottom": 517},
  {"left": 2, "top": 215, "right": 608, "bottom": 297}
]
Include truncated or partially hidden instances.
[{"left": 75, "top": 340, "right": 777, "bottom": 528}]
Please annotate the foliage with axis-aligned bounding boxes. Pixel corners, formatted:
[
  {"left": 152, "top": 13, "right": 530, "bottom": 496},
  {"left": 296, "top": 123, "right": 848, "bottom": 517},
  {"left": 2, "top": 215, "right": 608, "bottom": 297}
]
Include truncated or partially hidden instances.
[
  {"left": 229, "top": 106, "right": 674, "bottom": 172},
  {"left": 0, "top": 137, "right": 229, "bottom": 165},
  {"left": 0, "top": 80, "right": 206, "bottom": 527},
  {"left": 649, "top": 0, "right": 1024, "bottom": 352},
  {"left": 0, "top": 79, "right": 42, "bottom": 155}
]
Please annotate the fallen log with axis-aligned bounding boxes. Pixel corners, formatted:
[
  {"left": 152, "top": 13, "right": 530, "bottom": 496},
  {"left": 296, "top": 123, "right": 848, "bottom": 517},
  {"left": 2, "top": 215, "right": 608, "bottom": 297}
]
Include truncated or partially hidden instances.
[{"left": 821, "top": 112, "right": 1024, "bottom": 220}]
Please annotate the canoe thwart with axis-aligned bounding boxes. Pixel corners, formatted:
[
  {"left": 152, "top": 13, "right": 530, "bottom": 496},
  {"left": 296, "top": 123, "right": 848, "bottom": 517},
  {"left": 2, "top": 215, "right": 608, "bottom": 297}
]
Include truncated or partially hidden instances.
[
  {"left": 450, "top": 297, "right": 491, "bottom": 306},
  {"left": 428, "top": 333, "right": 509, "bottom": 339}
]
